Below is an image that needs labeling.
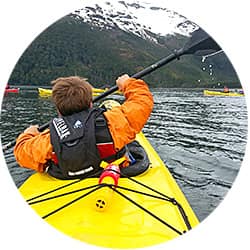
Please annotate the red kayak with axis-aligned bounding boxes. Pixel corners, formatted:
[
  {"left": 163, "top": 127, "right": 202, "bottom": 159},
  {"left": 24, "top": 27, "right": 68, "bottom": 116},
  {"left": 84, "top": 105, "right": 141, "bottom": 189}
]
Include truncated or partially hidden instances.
[{"left": 4, "top": 88, "right": 20, "bottom": 94}]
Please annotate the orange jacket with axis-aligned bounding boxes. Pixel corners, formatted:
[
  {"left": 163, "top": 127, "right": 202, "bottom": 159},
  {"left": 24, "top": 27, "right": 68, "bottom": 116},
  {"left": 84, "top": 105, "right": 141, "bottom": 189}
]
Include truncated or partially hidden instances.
[{"left": 14, "top": 78, "right": 154, "bottom": 172}]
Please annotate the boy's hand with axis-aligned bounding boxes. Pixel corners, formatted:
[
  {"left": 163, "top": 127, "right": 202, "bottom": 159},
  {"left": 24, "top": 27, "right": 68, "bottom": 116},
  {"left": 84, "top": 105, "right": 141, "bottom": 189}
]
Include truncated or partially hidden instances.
[
  {"left": 24, "top": 125, "right": 40, "bottom": 135},
  {"left": 116, "top": 74, "right": 130, "bottom": 91}
]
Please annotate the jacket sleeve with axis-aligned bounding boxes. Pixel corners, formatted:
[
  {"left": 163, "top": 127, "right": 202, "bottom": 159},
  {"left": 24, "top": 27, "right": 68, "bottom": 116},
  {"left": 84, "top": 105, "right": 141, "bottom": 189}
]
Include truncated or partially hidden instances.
[
  {"left": 104, "top": 78, "right": 154, "bottom": 150},
  {"left": 14, "top": 130, "right": 53, "bottom": 172}
]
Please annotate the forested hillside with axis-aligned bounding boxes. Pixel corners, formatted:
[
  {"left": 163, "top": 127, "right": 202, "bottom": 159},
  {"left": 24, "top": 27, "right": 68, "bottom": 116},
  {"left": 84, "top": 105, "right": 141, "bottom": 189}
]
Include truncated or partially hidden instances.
[{"left": 8, "top": 15, "right": 240, "bottom": 88}]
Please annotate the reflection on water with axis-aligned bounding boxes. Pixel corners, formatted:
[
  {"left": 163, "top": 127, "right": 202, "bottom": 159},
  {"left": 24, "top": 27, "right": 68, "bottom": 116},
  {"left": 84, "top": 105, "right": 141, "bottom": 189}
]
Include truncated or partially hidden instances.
[{"left": 0, "top": 88, "right": 248, "bottom": 221}]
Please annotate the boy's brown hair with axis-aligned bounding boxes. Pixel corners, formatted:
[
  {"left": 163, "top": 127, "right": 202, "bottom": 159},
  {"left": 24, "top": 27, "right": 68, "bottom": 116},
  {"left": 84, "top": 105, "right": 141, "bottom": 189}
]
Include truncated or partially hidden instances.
[{"left": 51, "top": 76, "right": 92, "bottom": 116}]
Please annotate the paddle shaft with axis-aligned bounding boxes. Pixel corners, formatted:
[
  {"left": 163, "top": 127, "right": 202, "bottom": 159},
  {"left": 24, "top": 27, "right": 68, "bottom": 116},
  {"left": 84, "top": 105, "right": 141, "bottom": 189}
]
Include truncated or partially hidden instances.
[
  {"left": 2, "top": 141, "right": 15, "bottom": 151},
  {"left": 93, "top": 48, "right": 184, "bottom": 102}
]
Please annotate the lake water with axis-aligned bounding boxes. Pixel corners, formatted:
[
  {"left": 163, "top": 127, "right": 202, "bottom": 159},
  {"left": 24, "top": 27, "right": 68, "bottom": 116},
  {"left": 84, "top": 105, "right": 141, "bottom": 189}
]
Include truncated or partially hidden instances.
[{"left": 0, "top": 87, "right": 248, "bottom": 221}]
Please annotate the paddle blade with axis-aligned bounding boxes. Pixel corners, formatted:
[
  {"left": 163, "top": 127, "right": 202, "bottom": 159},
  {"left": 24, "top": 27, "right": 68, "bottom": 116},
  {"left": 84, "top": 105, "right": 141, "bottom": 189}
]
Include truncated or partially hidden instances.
[{"left": 183, "top": 28, "right": 221, "bottom": 56}]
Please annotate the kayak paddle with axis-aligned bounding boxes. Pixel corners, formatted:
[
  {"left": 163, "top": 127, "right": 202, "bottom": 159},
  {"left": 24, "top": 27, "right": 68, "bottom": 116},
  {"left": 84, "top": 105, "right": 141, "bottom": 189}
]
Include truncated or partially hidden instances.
[
  {"left": 2, "top": 28, "right": 221, "bottom": 151},
  {"left": 93, "top": 28, "right": 221, "bottom": 102}
]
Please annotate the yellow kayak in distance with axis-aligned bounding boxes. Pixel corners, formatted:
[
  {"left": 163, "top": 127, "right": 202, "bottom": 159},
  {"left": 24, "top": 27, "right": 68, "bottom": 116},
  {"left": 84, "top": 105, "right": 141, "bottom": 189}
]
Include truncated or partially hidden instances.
[
  {"left": 38, "top": 87, "right": 122, "bottom": 98},
  {"left": 204, "top": 89, "right": 244, "bottom": 97},
  {"left": 38, "top": 87, "right": 100, "bottom": 97},
  {"left": 19, "top": 99, "right": 199, "bottom": 249}
]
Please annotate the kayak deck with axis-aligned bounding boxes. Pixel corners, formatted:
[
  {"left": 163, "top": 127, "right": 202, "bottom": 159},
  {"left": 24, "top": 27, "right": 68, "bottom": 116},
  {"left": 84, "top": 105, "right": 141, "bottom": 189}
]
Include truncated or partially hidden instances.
[
  {"left": 19, "top": 133, "right": 199, "bottom": 248},
  {"left": 19, "top": 100, "right": 199, "bottom": 248}
]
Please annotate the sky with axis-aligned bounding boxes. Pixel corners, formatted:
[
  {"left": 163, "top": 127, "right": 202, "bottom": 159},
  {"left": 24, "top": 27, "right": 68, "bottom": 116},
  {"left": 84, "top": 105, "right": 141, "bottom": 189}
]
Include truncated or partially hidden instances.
[{"left": 0, "top": 1, "right": 250, "bottom": 250}]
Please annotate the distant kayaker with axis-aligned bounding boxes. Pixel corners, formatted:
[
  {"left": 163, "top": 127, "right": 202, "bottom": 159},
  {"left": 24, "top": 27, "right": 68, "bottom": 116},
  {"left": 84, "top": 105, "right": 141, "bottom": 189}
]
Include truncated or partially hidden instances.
[
  {"left": 14, "top": 75, "right": 154, "bottom": 179},
  {"left": 223, "top": 86, "right": 229, "bottom": 93},
  {"left": 239, "top": 89, "right": 244, "bottom": 95}
]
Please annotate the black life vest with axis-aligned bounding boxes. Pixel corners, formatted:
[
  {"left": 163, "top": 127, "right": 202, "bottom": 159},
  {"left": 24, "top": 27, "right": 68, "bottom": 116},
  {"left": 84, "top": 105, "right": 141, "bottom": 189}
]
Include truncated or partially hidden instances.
[{"left": 48, "top": 107, "right": 125, "bottom": 180}]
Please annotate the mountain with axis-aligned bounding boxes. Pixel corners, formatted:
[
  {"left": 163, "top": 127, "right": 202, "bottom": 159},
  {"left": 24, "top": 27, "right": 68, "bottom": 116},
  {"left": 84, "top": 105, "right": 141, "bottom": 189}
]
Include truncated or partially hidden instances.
[
  {"left": 73, "top": 0, "right": 197, "bottom": 41},
  {"left": 8, "top": 0, "right": 240, "bottom": 88}
]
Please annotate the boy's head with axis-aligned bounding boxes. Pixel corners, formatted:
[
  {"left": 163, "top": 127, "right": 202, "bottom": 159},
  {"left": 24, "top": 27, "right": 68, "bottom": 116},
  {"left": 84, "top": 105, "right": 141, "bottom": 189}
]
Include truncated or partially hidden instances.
[{"left": 51, "top": 76, "right": 92, "bottom": 116}]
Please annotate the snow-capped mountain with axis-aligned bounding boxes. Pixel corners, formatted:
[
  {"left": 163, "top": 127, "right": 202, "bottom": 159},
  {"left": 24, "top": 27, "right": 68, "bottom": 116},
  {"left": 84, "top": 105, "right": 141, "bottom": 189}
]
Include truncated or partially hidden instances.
[
  {"left": 72, "top": 0, "right": 198, "bottom": 43},
  {"left": 8, "top": 0, "right": 238, "bottom": 88}
]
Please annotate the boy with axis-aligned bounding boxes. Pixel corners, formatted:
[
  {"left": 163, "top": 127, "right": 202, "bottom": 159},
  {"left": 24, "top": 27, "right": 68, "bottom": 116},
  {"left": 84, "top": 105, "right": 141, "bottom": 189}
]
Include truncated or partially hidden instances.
[{"left": 14, "top": 74, "right": 153, "bottom": 179}]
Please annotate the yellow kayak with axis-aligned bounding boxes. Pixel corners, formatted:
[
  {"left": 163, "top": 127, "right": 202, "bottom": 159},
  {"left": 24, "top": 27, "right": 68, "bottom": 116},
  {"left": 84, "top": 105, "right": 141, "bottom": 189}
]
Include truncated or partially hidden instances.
[
  {"left": 38, "top": 88, "right": 100, "bottom": 97},
  {"left": 38, "top": 87, "right": 121, "bottom": 97},
  {"left": 37, "top": 88, "right": 51, "bottom": 97},
  {"left": 92, "top": 87, "right": 122, "bottom": 95},
  {"left": 204, "top": 89, "right": 244, "bottom": 97},
  {"left": 19, "top": 100, "right": 199, "bottom": 248}
]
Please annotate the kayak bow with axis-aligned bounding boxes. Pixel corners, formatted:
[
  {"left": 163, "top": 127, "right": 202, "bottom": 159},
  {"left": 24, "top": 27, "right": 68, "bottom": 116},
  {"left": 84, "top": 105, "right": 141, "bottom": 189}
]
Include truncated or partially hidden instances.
[{"left": 19, "top": 100, "right": 199, "bottom": 248}]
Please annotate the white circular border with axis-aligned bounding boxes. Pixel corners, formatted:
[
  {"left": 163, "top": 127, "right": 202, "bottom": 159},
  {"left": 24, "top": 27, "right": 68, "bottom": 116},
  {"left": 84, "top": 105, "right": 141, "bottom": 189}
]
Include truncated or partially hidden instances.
[{"left": 0, "top": 1, "right": 249, "bottom": 250}]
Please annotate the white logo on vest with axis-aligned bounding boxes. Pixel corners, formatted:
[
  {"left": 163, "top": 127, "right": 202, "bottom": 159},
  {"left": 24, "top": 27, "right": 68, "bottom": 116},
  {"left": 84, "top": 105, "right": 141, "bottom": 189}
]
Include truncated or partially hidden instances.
[
  {"left": 73, "top": 120, "right": 83, "bottom": 129},
  {"left": 53, "top": 118, "right": 71, "bottom": 140}
]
